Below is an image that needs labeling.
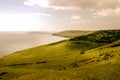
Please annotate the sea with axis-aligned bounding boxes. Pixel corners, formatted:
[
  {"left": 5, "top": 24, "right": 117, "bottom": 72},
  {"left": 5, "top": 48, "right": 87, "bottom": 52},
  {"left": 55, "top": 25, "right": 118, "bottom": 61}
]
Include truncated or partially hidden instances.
[{"left": 0, "top": 31, "right": 66, "bottom": 57}]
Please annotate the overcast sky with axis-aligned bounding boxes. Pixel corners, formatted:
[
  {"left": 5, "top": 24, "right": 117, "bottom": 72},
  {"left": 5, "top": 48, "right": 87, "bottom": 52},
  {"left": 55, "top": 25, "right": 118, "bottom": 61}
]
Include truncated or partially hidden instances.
[{"left": 0, "top": 0, "right": 120, "bottom": 31}]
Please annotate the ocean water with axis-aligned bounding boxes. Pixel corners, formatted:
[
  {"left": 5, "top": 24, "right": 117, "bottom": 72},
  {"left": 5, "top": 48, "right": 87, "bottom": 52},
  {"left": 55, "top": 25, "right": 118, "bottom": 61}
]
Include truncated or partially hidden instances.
[{"left": 0, "top": 32, "right": 66, "bottom": 57}]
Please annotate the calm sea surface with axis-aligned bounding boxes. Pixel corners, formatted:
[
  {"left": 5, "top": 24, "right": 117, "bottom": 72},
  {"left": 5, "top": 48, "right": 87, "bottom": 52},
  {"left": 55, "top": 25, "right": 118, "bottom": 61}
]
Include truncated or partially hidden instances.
[{"left": 0, "top": 32, "right": 66, "bottom": 57}]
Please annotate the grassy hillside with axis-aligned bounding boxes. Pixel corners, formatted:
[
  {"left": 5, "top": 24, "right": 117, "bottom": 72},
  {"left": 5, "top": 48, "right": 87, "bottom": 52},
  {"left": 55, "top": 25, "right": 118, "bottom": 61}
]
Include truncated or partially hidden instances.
[
  {"left": 53, "top": 30, "right": 94, "bottom": 38},
  {"left": 0, "top": 40, "right": 102, "bottom": 66},
  {"left": 0, "top": 30, "right": 120, "bottom": 80},
  {"left": 70, "top": 30, "right": 120, "bottom": 43}
]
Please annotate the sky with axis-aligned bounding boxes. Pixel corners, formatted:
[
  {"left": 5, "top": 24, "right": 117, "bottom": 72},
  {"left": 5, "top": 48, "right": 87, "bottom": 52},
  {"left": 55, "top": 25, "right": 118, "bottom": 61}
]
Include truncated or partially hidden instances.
[{"left": 0, "top": 0, "right": 120, "bottom": 31}]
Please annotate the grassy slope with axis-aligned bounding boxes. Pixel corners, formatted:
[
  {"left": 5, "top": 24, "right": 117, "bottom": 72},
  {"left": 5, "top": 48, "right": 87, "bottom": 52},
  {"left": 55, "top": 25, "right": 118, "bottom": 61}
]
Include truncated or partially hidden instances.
[
  {"left": 71, "top": 30, "right": 120, "bottom": 43},
  {"left": 0, "top": 30, "right": 120, "bottom": 80},
  {"left": 0, "top": 40, "right": 102, "bottom": 66},
  {"left": 53, "top": 30, "right": 95, "bottom": 38}
]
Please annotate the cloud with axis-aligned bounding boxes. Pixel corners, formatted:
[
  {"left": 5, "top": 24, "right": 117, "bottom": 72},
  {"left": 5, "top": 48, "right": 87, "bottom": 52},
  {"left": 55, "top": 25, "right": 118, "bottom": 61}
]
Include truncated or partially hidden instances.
[
  {"left": 93, "top": 8, "right": 120, "bottom": 17},
  {"left": 27, "top": 13, "right": 52, "bottom": 16},
  {"left": 23, "top": 0, "right": 120, "bottom": 30},
  {"left": 49, "top": 0, "right": 120, "bottom": 10},
  {"left": 24, "top": 0, "right": 120, "bottom": 10},
  {"left": 68, "top": 15, "right": 90, "bottom": 24},
  {"left": 3, "top": 13, "right": 52, "bottom": 17},
  {"left": 24, "top": 0, "right": 49, "bottom": 8},
  {"left": 70, "top": 16, "right": 81, "bottom": 20},
  {"left": 24, "top": 0, "right": 120, "bottom": 17}
]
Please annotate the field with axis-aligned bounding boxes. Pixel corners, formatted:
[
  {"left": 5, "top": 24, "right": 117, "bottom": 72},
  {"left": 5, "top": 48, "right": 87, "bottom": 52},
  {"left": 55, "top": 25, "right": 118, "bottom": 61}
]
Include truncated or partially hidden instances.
[
  {"left": 53, "top": 30, "right": 94, "bottom": 38},
  {"left": 0, "top": 30, "right": 120, "bottom": 80}
]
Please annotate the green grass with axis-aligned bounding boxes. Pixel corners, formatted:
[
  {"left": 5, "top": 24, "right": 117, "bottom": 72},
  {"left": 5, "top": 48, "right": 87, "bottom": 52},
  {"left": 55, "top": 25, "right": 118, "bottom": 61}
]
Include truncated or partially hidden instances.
[
  {"left": 0, "top": 40, "right": 102, "bottom": 66},
  {"left": 53, "top": 30, "right": 94, "bottom": 38},
  {"left": 0, "top": 30, "right": 120, "bottom": 80},
  {"left": 71, "top": 30, "right": 120, "bottom": 43}
]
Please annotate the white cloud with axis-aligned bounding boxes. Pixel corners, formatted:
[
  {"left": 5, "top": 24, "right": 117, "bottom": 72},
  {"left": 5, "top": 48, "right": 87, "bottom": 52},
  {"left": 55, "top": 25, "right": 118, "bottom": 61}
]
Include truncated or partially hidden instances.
[
  {"left": 0, "top": 13, "right": 52, "bottom": 17},
  {"left": 24, "top": 1, "right": 35, "bottom": 6},
  {"left": 22, "top": 0, "right": 120, "bottom": 30},
  {"left": 50, "top": 0, "right": 120, "bottom": 10},
  {"left": 24, "top": 0, "right": 120, "bottom": 10},
  {"left": 24, "top": 0, "right": 49, "bottom": 8},
  {"left": 70, "top": 16, "right": 81, "bottom": 20},
  {"left": 27, "top": 13, "right": 52, "bottom": 16},
  {"left": 68, "top": 15, "right": 90, "bottom": 24},
  {"left": 93, "top": 8, "right": 120, "bottom": 17}
]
